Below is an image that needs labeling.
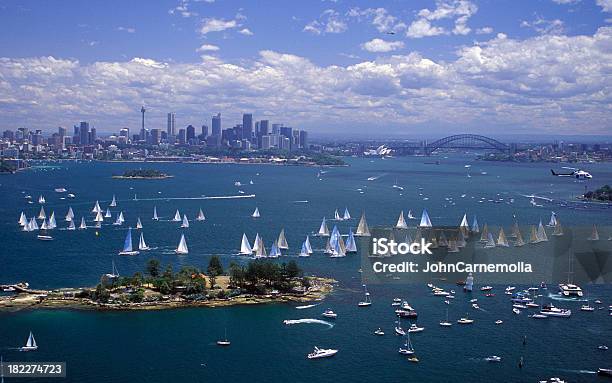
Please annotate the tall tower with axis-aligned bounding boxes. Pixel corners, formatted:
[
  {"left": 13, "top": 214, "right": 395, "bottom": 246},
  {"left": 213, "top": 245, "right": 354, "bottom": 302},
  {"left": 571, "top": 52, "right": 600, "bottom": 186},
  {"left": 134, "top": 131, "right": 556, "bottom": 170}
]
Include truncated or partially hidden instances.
[
  {"left": 167, "top": 112, "right": 176, "bottom": 137},
  {"left": 140, "top": 106, "right": 146, "bottom": 141}
]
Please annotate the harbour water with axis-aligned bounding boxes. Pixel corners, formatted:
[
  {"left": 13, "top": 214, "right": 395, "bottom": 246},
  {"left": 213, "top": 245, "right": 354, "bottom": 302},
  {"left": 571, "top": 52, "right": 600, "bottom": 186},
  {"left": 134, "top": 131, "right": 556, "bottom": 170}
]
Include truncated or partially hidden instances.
[{"left": 1, "top": 155, "right": 611, "bottom": 382}]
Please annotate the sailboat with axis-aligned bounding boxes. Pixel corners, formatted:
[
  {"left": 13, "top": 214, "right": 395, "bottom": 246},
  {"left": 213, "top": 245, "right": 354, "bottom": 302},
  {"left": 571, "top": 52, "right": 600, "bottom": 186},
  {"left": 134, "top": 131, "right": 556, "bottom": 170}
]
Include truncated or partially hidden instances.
[
  {"left": 509, "top": 220, "right": 520, "bottom": 238},
  {"left": 547, "top": 212, "right": 557, "bottom": 227},
  {"left": 305, "top": 235, "right": 313, "bottom": 254},
  {"left": 67, "top": 219, "right": 76, "bottom": 230},
  {"left": 119, "top": 227, "right": 139, "bottom": 256},
  {"left": 345, "top": 229, "right": 357, "bottom": 253},
  {"left": 529, "top": 225, "right": 539, "bottom": 244},
  {"left": 19, "top": 331, "right": 38, "bottom": 351},
  {"left": 398, "top": 332, "right": 415, "bottom": 355},
  {"left": 497, "top": 228, "right": 509, "bottom": 247},
  {"left": 91, "top": 201, "right": 102, "bottom": 214},
  {"left": 440, "top": 308, "right": 452, "bottom": 327},
  {"left": 355, "top": 213, "right": 371, "bottom": 236},
  {"left": 113, "top": 211, "right": 124, "bottom": 226},
  {"left": 459, "top": 214, "right": 469, "bottom": 230},
  {"left": 152, "top": 206, "right": 159, "bottom": 221},
  {"left": 136, "top": 217, "right": 143, "bottom": 229},
  {"left": 138, "top": 232, "right": 150, "bottom": 251},
  {"left": 65, "top": 207, "right": 74, "bottom": 222},
  {"left": 471, "top": 215, "right": 480, "bottom": 233},
  {"left": 396, "top": 211, "right": 408, "bottom": 229},
  {"left": 105, "top": 208, "right": 112, "bottom": 218},
  {"left": 239, "top": 234, "right": 253, "bottom": 255},
  {"left": 343, "top": 208, "right": 351, "bottom": 220},
  {"left": 552, "top": 220, "right": 563, "bottom": 236},
  {"left": 514, "top": 229, "right": 525, "bottom": 247},
  {"left": 484, "top": 232, "right": 496, "bottom": 248},
  {"left": 38, "top": 195, "right": 45, "bottom": 204},
  {"left": 48, "top": 212, "right": 57, "bottom": 229},
  {"left": 22, "top": 217, "right": 33, "bottom": 232},
  {"left": 334, "top": 209, "right": 342, "bottom": 221},
  {"left": 537, "top": 221, "right": 548, "bottom": 242},
  {"left": 358, "top": 284, "right": 372, "bottom": 307},
  {"left": 175, "top": 233, "right": 189, "bottom": 254},
  {"left": 419, "top": 209, "right": 432, "bottom": 228},
  {"left": 252, "top": 207, "right": 260, "bottom": 218},
  {"left": 110, "top": 195, "right": 117, "bottom": 207},
  {"left": 252, "top": 233, "right": 261, "bottom": 253},
  {"left": 269, "top": 241, "right": 282, "bottom": 258},
  {"left": 330, "top": 238, "right": 346, "bottom": 258},
  {"left": 588, "top": 224, "right": 599, "bottom": 241},
  {"left": 299, "top": 241, "right": 310, "bottom": 257},
  {"left": 480, "top": 223, "right": 489, "bottom": 242},
  {"left": 407, "top": 210, "right": 416, "bottom": 220},
  {"left": 216, "top": 328, "right": 231, "bottom": 346},
  {"left": 196, "top": 208, "right": 205, "bottom": 221},
  {"left": 104, "top": 260, "right": 120, "bottom": 280},
  {"left": 172, "top": 210, "right": 181, "bottom": 222},
  {"left": 18, "top": 212, "right": 27, "bottom": 226},
  {"left": 318, "top": 217, "right": 330, "bottom": 237},
  {"left": 181, "top": 214, "right": 190, "bottom": 228},
  {"left": 38, "top": 206, "right": 46, "bottom": 220},
  {"left": 79, "top": 217, "right": 87, "bottom": 230},
  {"left": 94, "top": 211, "right": 104, "bottom": 227},
  {"left": 254, "top": 236, "right": 267, "bottom": 258},
  {"left": 277, "top": 229, "right": 289, "bottom": 250}
]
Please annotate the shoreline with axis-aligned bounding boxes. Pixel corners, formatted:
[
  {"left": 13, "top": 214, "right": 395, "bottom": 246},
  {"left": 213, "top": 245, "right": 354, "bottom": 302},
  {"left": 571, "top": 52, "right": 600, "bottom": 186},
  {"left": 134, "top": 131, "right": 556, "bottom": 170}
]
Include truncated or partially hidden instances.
[{"left": 111, "top": 175, "right": 174, "bottom": 179}]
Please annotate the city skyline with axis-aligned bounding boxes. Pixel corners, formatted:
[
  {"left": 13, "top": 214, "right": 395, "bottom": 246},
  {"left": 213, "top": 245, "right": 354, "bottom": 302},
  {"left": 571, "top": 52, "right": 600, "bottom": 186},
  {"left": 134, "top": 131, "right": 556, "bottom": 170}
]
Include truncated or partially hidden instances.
[{"left": 0, "top": 0, "right": 610, "bottom": 136}]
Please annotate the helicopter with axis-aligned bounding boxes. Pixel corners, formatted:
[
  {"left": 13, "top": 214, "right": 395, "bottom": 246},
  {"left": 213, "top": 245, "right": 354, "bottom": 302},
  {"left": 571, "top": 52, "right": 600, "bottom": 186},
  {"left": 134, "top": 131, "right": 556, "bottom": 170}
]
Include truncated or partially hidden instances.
[{"left": 550, "top": 167, "right": 592, "bottom": 179}]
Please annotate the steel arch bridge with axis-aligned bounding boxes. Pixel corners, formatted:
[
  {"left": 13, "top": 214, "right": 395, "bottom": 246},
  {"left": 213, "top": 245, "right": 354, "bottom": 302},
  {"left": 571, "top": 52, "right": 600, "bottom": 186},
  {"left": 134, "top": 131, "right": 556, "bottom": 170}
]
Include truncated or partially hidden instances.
[{"left": 425, "top": 134, "right": 509, "bottom": 154}]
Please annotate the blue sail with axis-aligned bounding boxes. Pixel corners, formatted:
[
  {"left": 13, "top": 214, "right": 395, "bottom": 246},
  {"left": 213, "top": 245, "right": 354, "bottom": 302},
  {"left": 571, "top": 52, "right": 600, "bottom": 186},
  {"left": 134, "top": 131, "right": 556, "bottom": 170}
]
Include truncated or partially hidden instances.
[{"left": 123, "top": 228, "right": 133, "bottom": 252}]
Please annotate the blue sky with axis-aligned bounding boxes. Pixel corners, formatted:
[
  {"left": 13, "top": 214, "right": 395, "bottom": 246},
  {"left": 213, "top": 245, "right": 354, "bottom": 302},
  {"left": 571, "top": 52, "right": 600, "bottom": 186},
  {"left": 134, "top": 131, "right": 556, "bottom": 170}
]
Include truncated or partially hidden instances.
[{"left": 0, "top": 0, "right": 610, "bottom": 137}]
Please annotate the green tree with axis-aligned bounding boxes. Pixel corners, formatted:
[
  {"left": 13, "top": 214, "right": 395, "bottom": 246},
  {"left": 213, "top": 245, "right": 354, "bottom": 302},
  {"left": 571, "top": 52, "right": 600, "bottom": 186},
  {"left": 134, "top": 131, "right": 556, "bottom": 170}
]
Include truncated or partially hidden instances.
[
  {"left": 146, "top": 259, "right": 160, "bottom": 278},
  {"left": 207, "top": 256, "right": 224, "bottom": 275},
  {"left": 163, "top": 264, "right": 174, "bottom": 280},
  {"left": 286, "top": 260, "right": 301, "bottom": 279},
  {"left": 93, "top": 284, "right": 111, "bottom": 303}
]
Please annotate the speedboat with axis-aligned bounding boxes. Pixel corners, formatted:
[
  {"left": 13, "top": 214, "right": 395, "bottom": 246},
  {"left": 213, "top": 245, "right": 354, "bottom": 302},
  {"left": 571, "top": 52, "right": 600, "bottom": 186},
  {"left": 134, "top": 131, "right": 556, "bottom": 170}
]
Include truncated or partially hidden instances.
[
  {"left": 598, "top": 369, "right": 612, "bottom": 377},
  {"left": 470, "top": 298, "right": 478, "bottom": 303},
  {"left": 216, "top": 339, "right": 231, "bottom": 346},
  {"left": 597, "top": 345, "right": 608, "bottom": 350},
  {"left": 513, "top": 304, "right": 527, "bottom": 309},
  {"left": 407, "top": 324, "right": 424, "bottom": 333},
  {"left": 513, "top": 308, "right": 521, "bottom": 315},
  {"left": 395, "top": 326, "right": 406, "bottom": 336},
  {"left": 495, "top": 320, "right": 503, "bottom": 325},
  {"left": 480, "top": 286, "right": 493, "bottom": 291},
  {"left": 36, "top": 234, "right": 53, "bottom": 241},
  {"left": 457, "top": 317, "right": 474, "bottom": 324},
  {"left": 407, "top": 356, "right": 419, "bottom": 363},
  {"left": 594, "top": 299, "right": 602, "bottom": 304},
  {"left": 472, "top": 303, "right": 480, "bottom": 309},
  {"left": 540, "top": 304, "right": 571, "bottom": 318},
  {"left": 526, "top": 302, "right": 539, "bottom": 308},
  {"left": 580, "top": 305, "right": 595, "bottom": 312},
  {"left": 439, "top": 320, "right": 452, "bottom": 327},
  {"left": 374, "top": 328, "right": 384, "bottom": 336},
  {"left": 307, "top": 347, "right": 338, "bottom": 359},
  {"left": 322, "top": 309, "right": 338, "bottom": 319},
  {"left": 485, "top": 356, "right": 501, "bottom": 362},
  {"left": 558, "top": 283, "right": 583, "bottom": 297},
  {"left": 401, "top": 301, "right": 414, "bottom": 311}
]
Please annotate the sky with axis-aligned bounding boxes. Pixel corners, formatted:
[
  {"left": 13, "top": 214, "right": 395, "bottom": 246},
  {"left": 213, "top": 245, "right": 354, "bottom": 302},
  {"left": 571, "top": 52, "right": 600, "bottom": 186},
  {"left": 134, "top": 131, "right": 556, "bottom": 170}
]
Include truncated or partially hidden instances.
[{"left": 0, "top": 0, "right": 610, "bottom": 138}]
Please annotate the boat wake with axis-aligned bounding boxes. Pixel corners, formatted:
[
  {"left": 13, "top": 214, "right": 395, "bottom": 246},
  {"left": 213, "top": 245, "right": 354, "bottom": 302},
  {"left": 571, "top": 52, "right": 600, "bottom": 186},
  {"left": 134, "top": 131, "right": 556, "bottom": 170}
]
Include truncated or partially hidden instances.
[
  {"left": 367, "top": 173, "right": 387, "bottom": 181},
  {"left": 129, "top": 194, "right": 256, "bottom": 202},
  {"left": 558, "top": 369, "right": 597, "bottom": 374},
  {"left": 547, "top": 293, "right": 586, "bottom": 302},
  {"left": 291, "top": 200, "right": 309, "bottom": 203},
  {"left": 283, "top": 319, "right": 334, "bottom": 328},
  {"left": 295, "top": 303, "right": 320, "bottom": 310}
]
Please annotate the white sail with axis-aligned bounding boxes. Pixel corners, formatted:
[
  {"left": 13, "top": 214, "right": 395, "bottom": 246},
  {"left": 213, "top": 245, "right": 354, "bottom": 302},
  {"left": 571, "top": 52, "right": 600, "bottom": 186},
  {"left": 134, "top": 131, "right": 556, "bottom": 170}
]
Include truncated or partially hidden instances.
[
  {"left": 396, "top": 211, "right": 408, "bottom": 229},
  {"left": 196, "top": 208, "right": 205, "bottom": 221},
  {"left": 119, "top": 227, "right": 139, "bottom": 255},
  {"left": 26, "top": 332, "right": 37, "bottom": 348},
  {"left": 92, "top": 201, "right": 101, "bottom": 213},
  {"left": 497, "top": 228, "right": 509, "bottom": 247},
  {"left": 173, "top": 210, "right": 181, "bottom": 222},
  {"left": 65, "top": 207, "right": 74, "bottom": 222},
  {"left": 95, "top": 211, "right": 104, "bottom": 222},
  {"left": 38, "top": 195, "right": 45, "bottom": 204},
  {"left": 278, "top": 229, "right": 289, "bottom": 249},
  {"left": 356, "top": 213, "right": 371, "bottom": 236},
  {"left": 110, "top": 195, "right": 117, "bottom": 207},
  {"left": 29, "top": 217, "right": 39, "bottom": 231},
  {"left": 552, "top": 220, "right": 563, "bottom": 236},
  {"left": 181, "top": 214, "right": 189, "bottom": 228},
  {"left": 67, "top": 219, "right": 76, "bottom": 230},
  {"left": 113, "top": 211, "right": 123, "bottom": 225},
  {"left": 471, "top": 215, "right": 480, "bottom": 233},
  {"left": 484, "top": 232, "right": 496, "bottom": 248},
  {"left": 588, "top": 224, "right": 599, "bottom": 241},
  {"left": 509, "top": 221, "right": 520, "bottom": 238},
  {"left": 529, "top": 225, "right": 539, "bottom": 243},
  {"left": 345, "top": 229, "right": 357, "bottom": 253},
  {"left": 252, "top": 233, "right": 261, "bottom": 253},
  {"left": 334, "top": 209, "right": 342, "bottom": 221},
  {"left": 324, "top": 238, "right": 333, "bottom": 254},
  {"left": 537, "top": 220, "right": 548, "bottom": 242},
  {"left": 514, "top": 229, "right": 525, "bottom": 247},
  {"left": 343, "top": 208, "right": 351, "bottom": 220},
  {"left": 330, "top": 225, "right": 341, "bottom": 249},
  {"left": 331, "top": 238, "right": 346, "bottom": 257},
  {"left": 305, "top": 235, "right": 313, "bottom": 254},
  {"left": 240, "top": 234, "right": 253, "bottom": 255},
  {"left": 18, "top": 212, "right": 28, "bottom": 226},
  {"left": 138, "top": 232, "right": 150, "bottom": 250},
  {"left": 79, "top": 217, "right": 87, "bottom": 229},
  {"left": 152, "top": 206, "right": 159, "bottom": 221},
  {"left": 269, "top": 241, "right": 281, "bottom": 258},
  {"left": 318, "top": 217, "right": 330, "bottom": 236},
  {"left": 299, "top": 241, "right": 309, "bottom": 257},
  {"left": 480, "top": 224, "right": 489, "bottom": 242},
  {"left": 407, "top": 210, "right": 416, "bottom": 220},
  {"left": 547, "top": 212, "right": 557, "bottom": 227},
  {"left": 419, "top": 209, "right": 432, "bottom": 228},
  {"left": 459, "top": 214, "right": 469, "bottom": 228},
  {"left": 136, "top": 217, "right": 143, "bottom": 230},
  {"left": 105, "top": 208, "right": 112, "bottom": 218},
  {"left": 175, "top": 233, "right": 189, "bottom": 254},
  {"left": 252, "top": 207, "right": 260, "bottom": 218},
  {"left": 38, "top": 206, "right": 46, "bottom": 220},
  {"left": 48, "top": 212, "right": 57, "bottom": 229},
  {"left": 255, "top": 236, "right": 266, "bottom": 258}
]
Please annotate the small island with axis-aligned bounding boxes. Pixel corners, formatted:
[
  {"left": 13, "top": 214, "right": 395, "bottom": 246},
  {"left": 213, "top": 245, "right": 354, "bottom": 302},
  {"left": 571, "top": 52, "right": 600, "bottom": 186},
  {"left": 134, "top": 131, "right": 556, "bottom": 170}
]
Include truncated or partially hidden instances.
[
  {"left": 582, "top": 185, "right": 612, "bottom": 202},
  {"left": 0, "top": 258, "right": 335, "bottom": 312},
  {"left": 112, "top": 169, "right": 173, "bottom": 179}
]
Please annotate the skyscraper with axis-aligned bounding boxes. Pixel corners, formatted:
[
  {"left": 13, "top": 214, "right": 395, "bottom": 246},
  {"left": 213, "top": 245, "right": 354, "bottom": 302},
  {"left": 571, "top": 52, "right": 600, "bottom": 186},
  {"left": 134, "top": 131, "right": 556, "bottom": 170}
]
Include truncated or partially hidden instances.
[
  {"left": 186, "top": 125, "right": 195, "bottom": 142},
  {"left": 212, "top": 113, "right": 221, "bottom": 136},
  {"left": 79, "top": 121, "right": 89, "bottom": 146},
  {"left": 242, "top": 113, "right": 253, "bottom": 142},
  {"left": 140, "top": 106, "right": 146, "bottom": 140},
  {"left": 167, "top": 112, "right": 176, "bottom": 137}
]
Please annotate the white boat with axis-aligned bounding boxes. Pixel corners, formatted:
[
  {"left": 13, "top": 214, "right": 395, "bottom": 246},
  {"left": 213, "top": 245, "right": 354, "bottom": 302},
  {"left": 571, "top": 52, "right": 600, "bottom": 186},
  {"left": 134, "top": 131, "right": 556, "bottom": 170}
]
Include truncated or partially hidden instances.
[
  {"left": 54, "top": 188, "right": 67, "bottom": 193},
  {"left": 471, "top": 215, "right": 480, "bottom": 233},
  {"left": 181, "top": 214, "right": 189, "bottom": 228},
  {"left": 529, "top": 314, "right": 548, "bottom": 319},
  {"left": 358, "top": 284, "right": 372, "bottom": 307},
  {"left": 344, "top": 229, "right": 357, "bottom": 253},
  {"left": 172, "top": 210, "right": 181, "bottom": 222},
  {"left": 239, "top": 234, "right": 253, "bottom": 255},
  {"left": 110, "top": 195, "right": 117, "bottom": 207},
  {"left": 269, "top": 241, "right": 282, "bottom": 258},
  {"left": 513, "top": 308, "right": 521, "bottom": 315},
  {"left": 91, "top": 200, "right": 102, "bottom": 214},
  {"left": 307, "top": 347, "right": 338, "bottom": 359},
  {"left": 216, "top": 329, "right": 230, "bottom": 346},
  {"left": 457, "top": 317, "right": 474, "bottom": 324},
  {"left": 398, "top": 332, "right": 415, "bottom": 355},
  {"left": 343, "top": 208, "right": 351, "bottom": 220},
  {"left": 396, "top": 211, "right": 408, "bottom": 229},
  {"left": 299, "top": 241, "right": 310, "bottom": 257},
  {"left": 318, "top": 217, "right": 330, "bottom": 237},
  {"left": 105, "top": 208, "right": 112, "bottom": 218},
  {"left": 104, "top": 260, "right": 120, "bottom": 280},
  {"left": 355, "top": 213, "right": 371, "bottom": 236},
  {"left": 65, "top": 207, "right": 74, "bottom": 222},
  {"left": 558, "top": 283, "right": 583, "bottom": 297},
  {"left": 407, "top": 324, "right": 424, "bottom": 333},
  {"left": 254, "top": 235, "right": 266, "bottom": 258},
  {"left": 547, "top": 212, "right": 557, "bottom": 227},
  {"left": 113, "top": 211, "right": 124, "bottom": 226},
  {"left": 19, "top": 331, "right": 38, "bottom": 351},
  {"left": 67, "top": 220, "right": 76, "bottom": 231},
  {"left": 495, "top": 320, "right": 503, "bottom": 325},
  {"left": 175, "top": 233, "right": 189, "bottom": 254},
  {"left": 322, "top": 309, "right": 337, "bottom": 319},
  {"left": 119, "top": 228, "right": 139, "bottom": 256},
  {"left": 459, "top": 213, "right": 469, "bottom": 230},
  {"left": 334, "top": 209, "right": 342, "bottom": 221},
  {"left": 540, "top": 304, "right": 571, "bottom": 318},
  {"left": 580, "top": 304, "right": 595, "bottom": 312},
  {"left": 135, "top": 217, "right": 143, "bottom": 230},
  {"left": 407, "top": 210, "right": 416, "bottom": 220},
  {"left": 440, "top": 309, "right": 452, "bottom": 327},
  {"left": 305, "top": 235, "right": 313, "bottom": 254},
  {"left": 497, "top": 228, "right": 509, "bottom": 247},
  {"left": 79, "top": 217, "right": 87, "bottom": 230},
  {"left": 138, "top": 233, "right": 150, "bottom": 251},
  {"left": 252, "top": 207, "right": 260, "bottom": 218},
  {"left": 38, "top": 195, "right": 45, "bottom": 204},
  {"left": 196, "top": 208, "right": 205, "bottom": 221},
  {"left": 152, "top": 206, "right": 159, "bottom": 221},
  {"left": 38, "top": 206, "right": 46, "bottom": 220},
  {"left": 374, "top": 328, "right": 385, "bottom": 336},
  {"left": 485, "top": 356, "right": 501, "bottom": 363},
  {"left": 37, "top": 231, "right": 53, "bottom": 241},
  {"left": 537, "top": 220, "right": 548, "bottom": 242},
  {"left": 278, "top": 229, "right": 289, "bottom": 249},
  {"left": 484, "top": 232, "right": 496, "bottom": 248},
  {"left": 18, "top": 212, "right": 27, "bottom": 226},
  {"left": 419, "top": 209, "right": 432, "bottom": 227},
  {"left": 394, "top": 323, "right": 406, "bottom": 336}
]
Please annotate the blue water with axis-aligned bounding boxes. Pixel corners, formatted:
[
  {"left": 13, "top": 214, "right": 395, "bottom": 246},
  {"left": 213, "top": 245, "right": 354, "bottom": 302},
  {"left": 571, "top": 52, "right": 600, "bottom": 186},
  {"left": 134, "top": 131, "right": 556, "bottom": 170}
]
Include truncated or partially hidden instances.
[{"left": 1, "top": 155, "right": 611, "bottom": 382}]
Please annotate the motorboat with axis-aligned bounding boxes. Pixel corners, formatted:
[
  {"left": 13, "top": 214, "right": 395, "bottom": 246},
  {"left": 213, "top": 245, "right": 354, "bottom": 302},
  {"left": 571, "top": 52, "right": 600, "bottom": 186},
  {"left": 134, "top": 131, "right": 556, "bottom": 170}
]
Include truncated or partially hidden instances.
[
  {"left": 457, "top": 317, "right": 474, "bottom": 324},
  {"left": 307, "top": 347, "right": 338, "bottom": 359},
  {"left": 558, "top": 283, "right": 583, "bottom": 297},
  {"left": 322, "top": 309, "right": 338, "bottom": 319},
  {"left": 529, "top": 314, "right": 548, "bottom": 319},
  {"left": 580, "top": 305, "right": 595, "bottom": 312},
  {"left": 407, "top": 324, "right": 424, "bottom": 333},
  {"left": 513, "top": 308, "right": 521, "bottom": 315},
  {"left": 597, "top": 345, "right": 608, "bottom": 350},
  {"left": 495, "top": 320, "right": 503, "bottom": 325},
  {"left": 540, "top": 304, "right": 571, "bottom": 318},
  {"left": 374, "top": 328, "right": 384, "bottom": 336},
  {"left": 485, "top": 356, "right": 501, "bottom": 362}
]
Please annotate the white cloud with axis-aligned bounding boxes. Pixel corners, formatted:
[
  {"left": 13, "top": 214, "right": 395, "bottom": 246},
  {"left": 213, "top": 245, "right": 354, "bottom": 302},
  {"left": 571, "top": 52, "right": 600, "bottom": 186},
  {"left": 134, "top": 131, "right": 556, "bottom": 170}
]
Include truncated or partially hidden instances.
[
  {"left": 476, "top": 26, "right": 494, "bottom": 34},
  {"left": 116, "top": 26, "right": 136, "bottom": 33},
  {"left": 303, "top": 9, "right": 347, "bottom": 35},
  {"left": 597, "top": 0, "right": 612, "bottom": 12},
  {"left": 361, "top": 38, "right": 405, "bottom": 52},
  {"left": 407, "top": 0, "right": 478, "bottom": 38},
  {"left": 168, "top": 0, "right": 198, "bottom": 18},
  {"left": 347, "top": 7, "right": 406, "bottom": 33},
  {"left": 196, "top": 44, "right": 220, "bottom": 52},
  {"left": 552, "top": 0, "right": 580, "bottom": 3},
  {"left": 238, "top": 28, "right": 254, "bottom": 36},
  {"left": 0, "top": 28, "right": 610, "bottom": 135},
  {"left": 200, "top": 18, "right": 238, "bottom": 35},
  {"left": 521, "top": 17, "right": 565, "bottom": 35}
]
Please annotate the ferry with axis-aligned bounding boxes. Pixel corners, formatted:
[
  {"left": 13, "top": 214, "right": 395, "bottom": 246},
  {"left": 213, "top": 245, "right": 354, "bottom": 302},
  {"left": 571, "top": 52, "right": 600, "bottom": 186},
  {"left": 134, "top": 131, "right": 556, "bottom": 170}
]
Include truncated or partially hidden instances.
[
  {"left": 558, "top": 283, "right": 583, "bottom": 297},
  {"left": 307, "top": 347, "right": 338, "bottom": 359}
]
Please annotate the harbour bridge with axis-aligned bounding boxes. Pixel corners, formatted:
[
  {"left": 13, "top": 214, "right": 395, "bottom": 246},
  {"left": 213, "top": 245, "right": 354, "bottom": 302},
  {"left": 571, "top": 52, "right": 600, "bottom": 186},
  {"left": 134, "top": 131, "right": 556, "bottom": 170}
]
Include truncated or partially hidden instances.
[{"left": 387, "top": 134, "right": 510, "bottom": 155}]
